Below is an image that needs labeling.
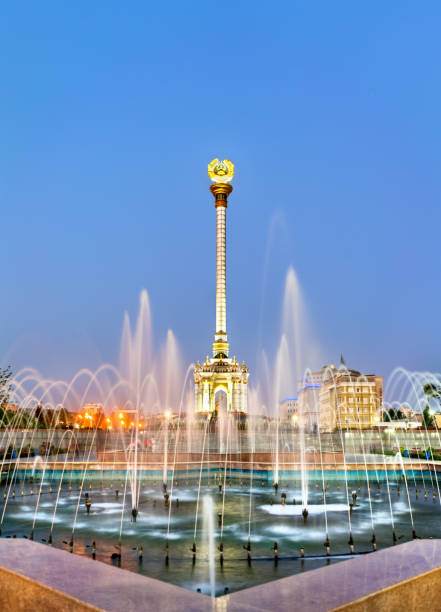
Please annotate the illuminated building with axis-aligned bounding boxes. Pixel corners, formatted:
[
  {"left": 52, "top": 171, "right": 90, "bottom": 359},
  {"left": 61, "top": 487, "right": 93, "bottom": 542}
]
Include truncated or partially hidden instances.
[
  {"left": 297, "top": 368, "right": 328, "bottom": 432},
  {"left": 319, "top": 359, "right": 383, "bottom": 432},
  {"left": 279, "top": 398, "right": 298, "bottom": 422},
  {"left": 76, "top": 403, "right": 104, "bottom": 428},
  {"left": 194, "top": 159, "right": 249, "bottom": 414}
]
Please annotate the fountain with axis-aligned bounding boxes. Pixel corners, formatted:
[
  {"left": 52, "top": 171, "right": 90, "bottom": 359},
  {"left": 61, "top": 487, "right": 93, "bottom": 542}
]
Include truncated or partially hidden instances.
[
  {"left": 2, "top": 292, "right": 440, "bottom": 595},
  {"left": 1, "top": 160, "right": 441, "bottom": 597}
]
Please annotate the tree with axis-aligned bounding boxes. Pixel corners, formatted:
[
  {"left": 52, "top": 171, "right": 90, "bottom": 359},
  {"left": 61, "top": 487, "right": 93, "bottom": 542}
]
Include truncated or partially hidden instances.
[
  {"left": 0, "top": 366, "right": 13, "bottom": 409},
  {"left": 424, "top": 383, "right": 441, "bottom": 404},
  {"left": 383, "top": 408, "right": 405, "bottom": 422},
  {"left": 34, "top": 404, "right": 46, "bottom": 429},
  {"left": 423, "top": 405, "right": 434, "bottom": 428},
  {"left": 57, "top": 407, "right": 72, "bottom": 428}
]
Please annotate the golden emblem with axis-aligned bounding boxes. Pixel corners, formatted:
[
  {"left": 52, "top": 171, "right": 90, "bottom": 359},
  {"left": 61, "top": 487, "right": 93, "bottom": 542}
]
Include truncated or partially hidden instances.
[{"left": 208, "top": 158, "right": 234, "bottom": 183}]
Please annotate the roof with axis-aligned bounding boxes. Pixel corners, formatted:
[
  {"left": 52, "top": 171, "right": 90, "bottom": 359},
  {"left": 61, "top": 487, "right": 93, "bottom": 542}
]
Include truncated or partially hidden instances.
[{"left": 298, "top": 384, "right": 322, "bottom": 392}]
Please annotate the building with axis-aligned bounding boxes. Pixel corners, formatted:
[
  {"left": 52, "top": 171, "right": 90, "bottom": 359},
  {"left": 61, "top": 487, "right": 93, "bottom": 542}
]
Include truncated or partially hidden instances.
[
  {"left": 194, "top": 160, "right": 249, "bottom": 415},
  {"left": 279, "top": 398, "right": 298, "bottom": 422},
  {"left": 319, "top": 360, "right": 383, "bottom": 432},
  {"left": 399, "top": 404, "right": 415, "bottom": 420},
  {"left": 2, "top": 403, "right": 19, "bottom": 413},
  {"left": 75, "top": 404, "right": 104, "bottom": 428},
  {"left": 297, "top": 367, "right": 328, "bottom": 432}
]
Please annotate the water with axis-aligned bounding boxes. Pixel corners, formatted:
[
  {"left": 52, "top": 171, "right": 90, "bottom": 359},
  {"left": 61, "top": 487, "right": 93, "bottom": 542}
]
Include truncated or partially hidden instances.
[
  {"left": 1, "top": 473, "right": 439, "bottom": 596},
  {"left": 3, "top": 278, "right": 441, "bottom": 597}
]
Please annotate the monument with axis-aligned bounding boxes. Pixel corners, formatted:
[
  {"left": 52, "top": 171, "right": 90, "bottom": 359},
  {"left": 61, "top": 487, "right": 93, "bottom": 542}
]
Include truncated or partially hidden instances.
[{"left": 193, "top": 159, "right": 249, "bottom": 414}]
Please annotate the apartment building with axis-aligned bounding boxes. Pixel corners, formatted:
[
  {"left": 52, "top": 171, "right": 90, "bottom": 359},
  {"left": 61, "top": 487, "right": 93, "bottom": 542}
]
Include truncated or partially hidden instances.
[{"left": 319, "top": 364, "right": 383, "bottom": 432}]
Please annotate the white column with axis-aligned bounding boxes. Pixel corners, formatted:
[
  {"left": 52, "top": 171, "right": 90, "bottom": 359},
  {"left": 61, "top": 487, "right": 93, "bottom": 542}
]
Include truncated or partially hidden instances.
[{"left": 216, "top": 205, "right": 227, "bottom": 335}]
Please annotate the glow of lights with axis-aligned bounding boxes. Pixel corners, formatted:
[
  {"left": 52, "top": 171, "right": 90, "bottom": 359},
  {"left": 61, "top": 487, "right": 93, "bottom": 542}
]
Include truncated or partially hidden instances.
[
  {"left": 119, "top": 413, "right": 123, "bottom": 419},
  {"left": 120, "top": 420, "right": 125, "bottom": 426},
  {"left": 164, "top": 410, "right": 172, "bottom": 419}
]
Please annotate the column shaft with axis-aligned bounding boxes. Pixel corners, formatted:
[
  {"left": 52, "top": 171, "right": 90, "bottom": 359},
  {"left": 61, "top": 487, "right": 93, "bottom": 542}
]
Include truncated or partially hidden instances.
[{"left": 216, "top": 205, "right": 227, "bottom": 335}]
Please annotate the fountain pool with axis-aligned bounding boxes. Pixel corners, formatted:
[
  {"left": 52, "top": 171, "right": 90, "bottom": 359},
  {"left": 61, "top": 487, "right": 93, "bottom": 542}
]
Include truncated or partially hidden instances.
[{"left": 1, "top": 470, "right": 439, "bottom": 596}]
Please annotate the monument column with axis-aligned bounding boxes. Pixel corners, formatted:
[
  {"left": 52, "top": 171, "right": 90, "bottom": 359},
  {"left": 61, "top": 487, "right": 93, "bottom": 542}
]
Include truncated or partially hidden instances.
[
  {"left": 210, "top": 181, "right": 232, "bottom": 359},
  {"left": 193, "top": 158, "right": 248, "bottom": 415}
]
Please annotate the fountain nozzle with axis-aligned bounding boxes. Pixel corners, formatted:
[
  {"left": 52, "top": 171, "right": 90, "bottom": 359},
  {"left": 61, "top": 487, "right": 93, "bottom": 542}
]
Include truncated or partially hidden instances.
[
  {"left": 302, "top": 508, "right": 308, "bottom": 523},
  {"left": 243, "top": 538, "right": 251, "bottom": 564}
]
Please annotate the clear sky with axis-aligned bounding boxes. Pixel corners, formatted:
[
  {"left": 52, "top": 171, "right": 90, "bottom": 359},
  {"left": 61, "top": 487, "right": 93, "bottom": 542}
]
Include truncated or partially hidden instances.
[{"left": 1, "top": 1, "right": 440, "bottom": 383}]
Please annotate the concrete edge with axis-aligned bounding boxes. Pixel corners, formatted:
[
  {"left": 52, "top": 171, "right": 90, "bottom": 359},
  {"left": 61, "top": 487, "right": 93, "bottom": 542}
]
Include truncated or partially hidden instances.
[
  {"left": 329, "top": 565, "right": 441, "bottom": 612},
  {"left": 0, "top": 563, "right": 103, "bottom": 612},
  {"left": 0, "top": 540, "right": 214, "bottom": 612}
]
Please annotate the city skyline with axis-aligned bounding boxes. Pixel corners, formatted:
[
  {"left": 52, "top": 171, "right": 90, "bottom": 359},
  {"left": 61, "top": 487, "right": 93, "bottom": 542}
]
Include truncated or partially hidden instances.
[{"left": 1, "top": 2, "right": 440, "bottom": 384}]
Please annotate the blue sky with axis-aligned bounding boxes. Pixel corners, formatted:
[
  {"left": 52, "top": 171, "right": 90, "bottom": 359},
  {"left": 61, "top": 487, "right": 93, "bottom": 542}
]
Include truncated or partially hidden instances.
[{"left": 1, "top": 1, "right": 440, "bottom": 382}]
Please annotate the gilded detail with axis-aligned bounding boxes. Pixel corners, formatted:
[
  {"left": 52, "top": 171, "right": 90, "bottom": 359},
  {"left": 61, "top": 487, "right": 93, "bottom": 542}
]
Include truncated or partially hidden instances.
[{"left": 208, "top": 158, "right": 234, "bottom": 183}]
